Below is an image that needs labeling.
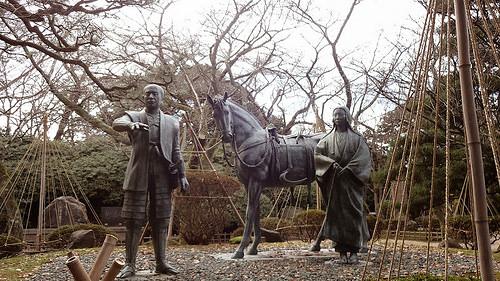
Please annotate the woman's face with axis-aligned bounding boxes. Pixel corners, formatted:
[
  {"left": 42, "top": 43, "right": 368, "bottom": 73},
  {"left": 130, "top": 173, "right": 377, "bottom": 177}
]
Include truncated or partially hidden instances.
[{"left": 333, "top": 108, "right": 347, "bottom": 127}]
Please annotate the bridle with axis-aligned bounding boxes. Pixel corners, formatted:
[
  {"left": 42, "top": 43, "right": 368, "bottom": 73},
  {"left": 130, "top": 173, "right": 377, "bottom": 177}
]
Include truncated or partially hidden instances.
[
  {"left": 221, "top": 130, "right": 270, "bottom": 169},
  {"left": 216, "top": 101, "right": 270, "bottom": 168}
]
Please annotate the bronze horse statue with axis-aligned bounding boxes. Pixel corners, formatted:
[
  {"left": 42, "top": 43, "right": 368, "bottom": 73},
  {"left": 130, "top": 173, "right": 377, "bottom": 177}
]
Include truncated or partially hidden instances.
[{"left": 207, "top": 93, "right": 324, "bottom": 259}]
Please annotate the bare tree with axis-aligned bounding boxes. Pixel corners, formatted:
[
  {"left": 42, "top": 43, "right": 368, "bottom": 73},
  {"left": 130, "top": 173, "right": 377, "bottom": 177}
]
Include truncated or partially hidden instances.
[
  {"left": 289, "top": 0, "right": 361, "bottom": 109},
  {"left": 0, "top": 0, "right": 155, "bottom": 142},
  {"left": 278, "top": 39, "right": 335, "bottom": 133}
]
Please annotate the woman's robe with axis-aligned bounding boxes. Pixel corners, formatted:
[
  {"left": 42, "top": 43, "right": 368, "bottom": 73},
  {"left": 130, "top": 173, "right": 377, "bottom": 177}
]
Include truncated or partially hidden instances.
[{"left": 315, "top": 127, "right": 372, "bottom": 251}]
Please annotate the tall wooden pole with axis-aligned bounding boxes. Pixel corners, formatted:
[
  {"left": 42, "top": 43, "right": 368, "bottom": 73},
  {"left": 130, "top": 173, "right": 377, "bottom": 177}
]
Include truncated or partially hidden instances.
[
  {"left": 453, "top": 1, "right": 495, "bottom": 280},
  {"left": 36, "top": 114, "right": 48, "bottom": 251}
]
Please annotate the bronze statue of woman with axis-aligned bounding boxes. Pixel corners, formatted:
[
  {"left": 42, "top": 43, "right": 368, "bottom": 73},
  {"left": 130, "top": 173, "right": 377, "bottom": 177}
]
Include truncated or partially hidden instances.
[{"left": 311, "top": 106, "right": 372, "bottom": 264}]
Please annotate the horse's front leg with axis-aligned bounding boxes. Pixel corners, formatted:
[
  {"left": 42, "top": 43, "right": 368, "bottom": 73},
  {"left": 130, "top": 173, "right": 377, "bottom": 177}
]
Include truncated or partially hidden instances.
[
  {"left": 232, "top": 178, "right": 262, "bottom": 259},
  {"left": 247, "top": 192, "right": 262, "bottom": 255}
]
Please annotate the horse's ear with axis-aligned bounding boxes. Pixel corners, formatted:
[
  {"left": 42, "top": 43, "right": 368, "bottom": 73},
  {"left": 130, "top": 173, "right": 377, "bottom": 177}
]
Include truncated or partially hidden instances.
[
  {"left": 207, "top": 95, "right": 214, "bottom": 106},
  {"left": 223, "top": 92, "right": 228, "bottom": 101}
]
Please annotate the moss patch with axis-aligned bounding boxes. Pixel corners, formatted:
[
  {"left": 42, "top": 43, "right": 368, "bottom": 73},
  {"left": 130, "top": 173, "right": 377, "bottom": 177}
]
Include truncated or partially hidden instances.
[{"left": 0, "top": 248, "right": 96, "bottom": 281}]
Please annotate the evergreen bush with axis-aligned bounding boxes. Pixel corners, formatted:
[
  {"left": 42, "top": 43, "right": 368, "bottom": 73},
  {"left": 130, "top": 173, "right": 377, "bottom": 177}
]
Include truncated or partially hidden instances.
[
  {"left": 448, "top": 216, "right": 473, "bottom": 249},
  {"left": 0, "top": 235, "right": 23, "bottom": 258},
  {"left": 292, "top": 209, "right": 325, "bottom": 242},
  {"left": 46, "top": 223, "right": 115, "bottom": 249},
  {"left": 366, "top": 214, "right": 379, "bottom": 239},
  {"left": 414, "top": 215, "right": 441, "bottom": 231}
]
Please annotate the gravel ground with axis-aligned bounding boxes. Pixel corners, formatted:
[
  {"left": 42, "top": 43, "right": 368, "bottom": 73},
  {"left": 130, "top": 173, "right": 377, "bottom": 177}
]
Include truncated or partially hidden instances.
[{"left": 27, "top": 241, "right": 494, "bottom": 280}]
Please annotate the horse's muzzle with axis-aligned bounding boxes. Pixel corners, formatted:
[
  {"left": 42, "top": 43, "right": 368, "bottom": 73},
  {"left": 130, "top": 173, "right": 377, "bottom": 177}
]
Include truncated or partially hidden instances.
[{"left": 222, "top": 132, "right": 233, "bottom": 143}]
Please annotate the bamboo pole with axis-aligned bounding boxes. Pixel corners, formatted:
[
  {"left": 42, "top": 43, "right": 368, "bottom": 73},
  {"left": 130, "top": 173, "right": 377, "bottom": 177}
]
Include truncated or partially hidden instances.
[
  {"left": 36, "top": 114, "right": 48, "bottom": 251},
  {"left": 101, "top": 259, "right": 124, "bottom": 281},
  {"left": 453, "top": 1, "right": 495, "bottom": 280},
  {"left": 89, "top": 234, "right": 118, "bottom": 281},
  {"left": 65, "top": 256, "right": 92, "bottom": 281}
]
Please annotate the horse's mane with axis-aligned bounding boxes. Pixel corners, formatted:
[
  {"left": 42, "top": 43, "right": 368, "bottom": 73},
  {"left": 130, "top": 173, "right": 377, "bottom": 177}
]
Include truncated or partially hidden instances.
[{"left": 225, "top": 100, "right": 263, "bottom": 129}]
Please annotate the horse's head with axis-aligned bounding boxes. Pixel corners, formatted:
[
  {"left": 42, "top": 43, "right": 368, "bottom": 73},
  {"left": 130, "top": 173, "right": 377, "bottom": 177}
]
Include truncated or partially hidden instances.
[{"left": 207, "top": 92, "right": 233, "bottom": 143}]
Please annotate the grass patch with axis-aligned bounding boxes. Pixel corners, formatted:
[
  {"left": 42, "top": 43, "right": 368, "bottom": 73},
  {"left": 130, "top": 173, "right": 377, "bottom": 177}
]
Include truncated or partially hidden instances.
[
  {"left": 0, "top": 248, "right": 96, "bottom": 281},
  {"left": 229, "top": 236, "right": 243, "bottom": 244},
  {"left": 493, "top": 251, "right": 500, "bottom": 261}
]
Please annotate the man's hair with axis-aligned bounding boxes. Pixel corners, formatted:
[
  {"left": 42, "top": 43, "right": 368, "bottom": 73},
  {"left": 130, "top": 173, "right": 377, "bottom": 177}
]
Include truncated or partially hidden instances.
[{"left": 143, "top": 84, "right": 165, "bottom": 99}]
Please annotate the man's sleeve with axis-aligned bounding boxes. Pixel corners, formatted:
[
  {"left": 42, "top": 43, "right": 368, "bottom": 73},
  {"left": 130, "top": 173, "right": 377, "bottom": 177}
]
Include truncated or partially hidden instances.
[
  {"left": 172, "top": 120, "right": 185, "bottom": 177},
  {"left": 112, "top": 114, "right": 133, "bottom": 132}
]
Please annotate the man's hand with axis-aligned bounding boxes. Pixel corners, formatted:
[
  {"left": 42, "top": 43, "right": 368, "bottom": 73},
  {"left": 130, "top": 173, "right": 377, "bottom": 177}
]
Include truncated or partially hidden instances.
[
  {"left": 332, "top": 161, "right": 341, "bottom": 171},
  {"left": 180, "top": 177, "right": 189, "bottom": 194},
  {"left": 338, "top": 168, "right": 350, "bottom": 177},
  {"left": 128, "top": 122, "right": 149, "bottom": 131}
]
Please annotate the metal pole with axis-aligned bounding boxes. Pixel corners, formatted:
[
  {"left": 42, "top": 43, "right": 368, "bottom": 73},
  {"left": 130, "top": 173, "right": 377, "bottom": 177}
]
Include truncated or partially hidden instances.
[
  {"left": 36, "top": 114, "right": 48, "bottom": 251},
  {"left": 453, "top": 1, "right": 495, "bottom": 280}
]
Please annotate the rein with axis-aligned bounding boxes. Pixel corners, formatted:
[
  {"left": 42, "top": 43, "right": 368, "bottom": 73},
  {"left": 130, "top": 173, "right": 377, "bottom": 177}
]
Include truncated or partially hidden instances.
[
  {"left": 222, "top": 140, "right": 235, "bottom": 167},
  {"left": 233, "top": 131, "right": 270, "bottom": 168},
  {"left": 220, "top": 126, "right": 270, "bottom": 168}
]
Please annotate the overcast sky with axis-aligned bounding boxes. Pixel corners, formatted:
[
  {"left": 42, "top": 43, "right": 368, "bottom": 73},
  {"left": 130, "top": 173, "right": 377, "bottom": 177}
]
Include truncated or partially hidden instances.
[{"left": 164, "top": 0, "right": 425, "bottom": 50}]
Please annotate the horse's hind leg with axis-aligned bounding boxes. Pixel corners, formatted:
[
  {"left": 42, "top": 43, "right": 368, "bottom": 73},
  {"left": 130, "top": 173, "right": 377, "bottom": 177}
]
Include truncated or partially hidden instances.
[
  {"left": 310, "top": 203, "right": 326, "bottom": 252},
  {"left": 232, "top": 178, "right": 261, "bottom": 259},
  {"left": 306, "top": 183, "right": 312, "bottom": 208}
]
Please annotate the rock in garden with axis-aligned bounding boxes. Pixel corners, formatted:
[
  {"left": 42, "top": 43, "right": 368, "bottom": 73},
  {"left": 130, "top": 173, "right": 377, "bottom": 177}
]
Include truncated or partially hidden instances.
[
  {"left": 68, "top": 229, "right": 96, "bottom": 249},
  {"left": 44, "top": 196, "right": 90, "bottom": 228}
]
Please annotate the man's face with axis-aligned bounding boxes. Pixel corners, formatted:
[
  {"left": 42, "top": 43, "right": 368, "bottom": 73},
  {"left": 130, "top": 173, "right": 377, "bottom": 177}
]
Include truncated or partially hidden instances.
[
  {"left": 144, "top": 86, "right": 162, "bottom": 109},
  {"left": 333, "top": 108, "right": 347, "bottom": 127}
]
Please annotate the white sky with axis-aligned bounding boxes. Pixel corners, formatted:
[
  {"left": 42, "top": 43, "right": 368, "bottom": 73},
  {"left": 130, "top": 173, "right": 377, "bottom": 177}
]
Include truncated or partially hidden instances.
[{"left": 166, "top": 0, "right": 425, "bottom": 50}]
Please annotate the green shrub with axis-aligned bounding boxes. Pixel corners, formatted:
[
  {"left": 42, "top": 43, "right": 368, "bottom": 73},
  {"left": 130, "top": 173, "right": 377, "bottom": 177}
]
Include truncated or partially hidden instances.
[
  {"left": 379, "top": 200, "right": 401, "bottom": 219},
  {"left": 261, "top": 217, "right": 294, "bottom": 241},
  {"left": 489, "top": 216, "right": 500, "bottom": 245},
  {"left": 366, "top": 214, "right": 380, "bottom": 239},
  {"left": 449, "top": 216, "right": 500, "bottom": 249},
  {"left": 229, "top": 188, "right": 272, "bottom": 225},
  {"left": 449, "top": 216, "right": 474, "bottom": 249},
  {"left": 231, "top": 226, "right": 244, "bottom": 238},
  {"left": 229, "top": 236, "right": 243, "bottom": 244},
  {"left": 229, "top": 217, "right": 293, "bottom": 242},
  {"left": 46, "top": 223, "right": 115, "bottom": 249},
  {"left": 261, "top": 217, "right": 292, "bottom": 230},
  {"left": 414, "top": 215, "right": 441, "bottom": 231},
  {"left": 292, "top": 209, "right": 325, "bottom": 242},
  {"left": 0, "top": 235, "right": 23, "bottom": 258}
]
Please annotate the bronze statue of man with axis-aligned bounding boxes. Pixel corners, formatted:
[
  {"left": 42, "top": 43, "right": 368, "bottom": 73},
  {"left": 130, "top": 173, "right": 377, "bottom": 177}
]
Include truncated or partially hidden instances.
[
  {"left": 311, "top": 106, "right": 371, "bottom": 264},
  {"left": 112, "top": 84, "right": 189, "bottom": 278}
]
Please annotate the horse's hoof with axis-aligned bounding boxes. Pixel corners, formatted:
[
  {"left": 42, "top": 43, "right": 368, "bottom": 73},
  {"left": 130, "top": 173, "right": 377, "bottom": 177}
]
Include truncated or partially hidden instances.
[
  {"left": 246, "top": 248, "right": 258, "bottom": 255},
  {"left": 309, "top": 244, "right": 321, "bottom": 252},
  {"left": 232, "top": 251, "right": 244, "bottom": 259}
]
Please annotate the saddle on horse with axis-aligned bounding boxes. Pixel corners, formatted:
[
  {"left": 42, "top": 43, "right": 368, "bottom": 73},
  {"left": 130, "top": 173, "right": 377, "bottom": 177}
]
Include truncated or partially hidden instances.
[{"left": 266, "top": 130, "right": 316, "bottom": 186}]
